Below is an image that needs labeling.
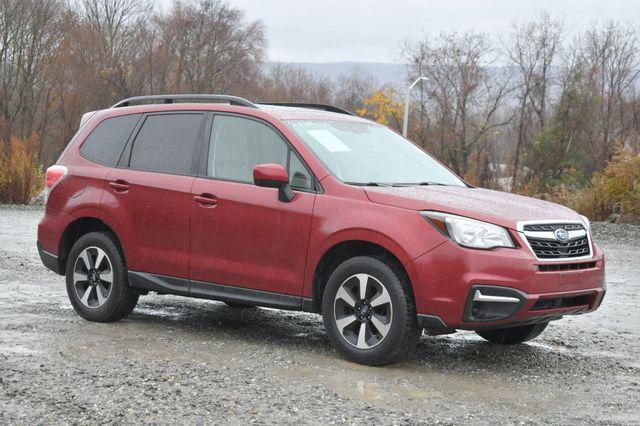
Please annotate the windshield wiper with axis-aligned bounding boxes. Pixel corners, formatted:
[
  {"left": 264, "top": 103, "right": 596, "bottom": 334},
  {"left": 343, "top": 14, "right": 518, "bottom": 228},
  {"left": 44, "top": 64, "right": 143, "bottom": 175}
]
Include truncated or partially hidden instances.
[
  {"left": 345, "top": 182, "right": 391, "bottom": 187},
  {"left": 392, "top": 182, "right": 449, "bottom": 187}
]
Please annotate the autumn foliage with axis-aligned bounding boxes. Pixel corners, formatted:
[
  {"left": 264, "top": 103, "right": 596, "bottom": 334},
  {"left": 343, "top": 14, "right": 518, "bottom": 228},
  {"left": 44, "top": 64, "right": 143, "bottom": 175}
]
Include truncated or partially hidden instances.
[
  {"left": 549, "top": 146, "right": 640, "bottom": 221},
  {"left": 0, "top": 135, "right": 44, "bottom": 204},
  {"left": 356, "top": 90, "right": 403, "bottom": 128}
]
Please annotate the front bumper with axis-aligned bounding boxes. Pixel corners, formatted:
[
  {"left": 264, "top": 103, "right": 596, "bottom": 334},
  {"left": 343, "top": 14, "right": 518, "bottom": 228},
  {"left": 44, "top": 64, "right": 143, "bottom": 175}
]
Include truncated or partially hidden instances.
[{"left": 406, "top": 239, "right": 606, "bottom": 331}]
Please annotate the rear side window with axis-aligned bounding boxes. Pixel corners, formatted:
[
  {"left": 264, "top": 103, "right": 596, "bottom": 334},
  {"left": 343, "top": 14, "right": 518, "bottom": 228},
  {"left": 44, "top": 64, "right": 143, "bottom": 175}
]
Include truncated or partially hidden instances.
[
  {"left": 80, "top": 114, "right": 140, "bottom": 166},
  {"left": 129, "top": 114, "right": 203, "bottom": 175}
]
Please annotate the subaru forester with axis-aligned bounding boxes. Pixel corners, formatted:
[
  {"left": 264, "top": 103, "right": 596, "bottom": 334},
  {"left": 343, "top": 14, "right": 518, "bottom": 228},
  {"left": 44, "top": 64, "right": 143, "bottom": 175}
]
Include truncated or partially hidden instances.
[{"left": 38, "top": 94, "right": 606, "bottom": 365}]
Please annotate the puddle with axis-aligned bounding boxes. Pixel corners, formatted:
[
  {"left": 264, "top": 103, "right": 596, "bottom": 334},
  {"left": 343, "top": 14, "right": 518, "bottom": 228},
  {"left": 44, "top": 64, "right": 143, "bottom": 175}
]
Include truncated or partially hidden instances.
[{"left": 271, "top": 359, "right": 569, "bottom": 415}]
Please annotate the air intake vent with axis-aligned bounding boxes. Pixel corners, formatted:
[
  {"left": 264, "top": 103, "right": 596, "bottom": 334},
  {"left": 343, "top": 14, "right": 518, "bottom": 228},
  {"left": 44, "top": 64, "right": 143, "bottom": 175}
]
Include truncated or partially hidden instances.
[
  {"left": 538, "top": 261, "right": 596, "bottom": 272},
  {"left": 531, "top": 293, "right": 595, "bottom": 311}
]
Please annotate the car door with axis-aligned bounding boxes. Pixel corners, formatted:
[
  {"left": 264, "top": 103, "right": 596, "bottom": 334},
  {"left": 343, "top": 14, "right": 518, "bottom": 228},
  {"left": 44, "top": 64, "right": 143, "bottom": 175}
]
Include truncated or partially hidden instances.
[
  {"left": 189, "top": 113, "right": 316, "bottom": 298},
  {"left": 102, "top": 112, "right": 206, "bottom": 285}
]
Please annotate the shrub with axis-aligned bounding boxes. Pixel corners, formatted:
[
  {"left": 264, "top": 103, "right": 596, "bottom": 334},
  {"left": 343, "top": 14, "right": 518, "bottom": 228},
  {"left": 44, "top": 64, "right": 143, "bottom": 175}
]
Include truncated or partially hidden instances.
[
  {"left": 548, "top": 146, "right": 640, "bottom": 222},
  {"left": 0, "top": 134, "right": 44, "bottom": 204}
]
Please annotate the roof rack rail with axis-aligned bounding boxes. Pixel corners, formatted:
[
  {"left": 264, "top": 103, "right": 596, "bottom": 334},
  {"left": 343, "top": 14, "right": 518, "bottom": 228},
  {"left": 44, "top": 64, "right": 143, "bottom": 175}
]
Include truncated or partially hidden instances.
[
  {"left": 258, "top": 102, "right": 355, "bottom": 116},
  {"left": 111, "top": 94, "right": 257, "bottom": 109}
]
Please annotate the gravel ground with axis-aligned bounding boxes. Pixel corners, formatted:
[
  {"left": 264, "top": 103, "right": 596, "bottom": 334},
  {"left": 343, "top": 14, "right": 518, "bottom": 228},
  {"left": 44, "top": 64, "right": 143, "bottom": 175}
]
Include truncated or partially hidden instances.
[{"left": 0, "top": 206, "right": 639, "bottom": 424}]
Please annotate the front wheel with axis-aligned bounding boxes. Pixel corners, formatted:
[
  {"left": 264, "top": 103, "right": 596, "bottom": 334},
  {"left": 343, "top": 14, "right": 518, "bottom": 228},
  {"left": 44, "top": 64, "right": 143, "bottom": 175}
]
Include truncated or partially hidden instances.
[
  {"left": 322, "top": 256, "right": 422, "bottom": 366},
  {"left": 65, "top": 232, "right": 138, "bottom": 322},
  {"left": 475, "top": 322, "right": 549, "bottom": 344}
]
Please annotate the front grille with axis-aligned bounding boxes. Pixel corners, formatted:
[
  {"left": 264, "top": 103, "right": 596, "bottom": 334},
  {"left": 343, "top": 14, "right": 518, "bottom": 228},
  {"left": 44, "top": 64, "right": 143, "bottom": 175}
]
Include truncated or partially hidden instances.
[
  {"left": 527, "top": 236, "right": 590, "bottom": 258},
  {"left": 523, "top": 223, "right": 584, "bottom": 232},
  {"left": 522, "top": 222, "right": 591, "bottom": 260}
]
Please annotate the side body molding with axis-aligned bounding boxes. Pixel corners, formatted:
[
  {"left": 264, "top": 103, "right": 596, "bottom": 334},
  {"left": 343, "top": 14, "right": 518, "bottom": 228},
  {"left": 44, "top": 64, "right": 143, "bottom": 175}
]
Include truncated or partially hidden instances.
[{"left": 128, "top": 271, "right": 311, "bottom": 311}]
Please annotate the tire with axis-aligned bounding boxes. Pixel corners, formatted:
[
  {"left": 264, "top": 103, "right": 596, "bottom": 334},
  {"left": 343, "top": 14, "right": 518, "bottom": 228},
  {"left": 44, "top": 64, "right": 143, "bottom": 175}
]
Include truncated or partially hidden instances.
[
  {"left": 322, "top": 256, "right": 423, "bottom": 366},
  {"left": 476, "top": 322, "right": 549, "bottom": 344},
  {"left": 65, "top": 232, "right": 138, "bottom": 322}
]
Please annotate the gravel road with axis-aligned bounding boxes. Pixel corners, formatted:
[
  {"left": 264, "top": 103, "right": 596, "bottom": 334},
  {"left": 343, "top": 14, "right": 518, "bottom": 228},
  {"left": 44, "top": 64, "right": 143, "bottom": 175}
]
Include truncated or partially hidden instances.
[{"left": 1, "top": 206, "right": 639, "bottom": 424}]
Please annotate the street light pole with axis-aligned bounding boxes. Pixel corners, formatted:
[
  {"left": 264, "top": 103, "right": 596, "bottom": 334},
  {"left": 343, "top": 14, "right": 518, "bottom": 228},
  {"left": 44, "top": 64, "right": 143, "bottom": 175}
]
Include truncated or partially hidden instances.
[{"left": 402, "top": 76, "right": 428, "bottom": 137}]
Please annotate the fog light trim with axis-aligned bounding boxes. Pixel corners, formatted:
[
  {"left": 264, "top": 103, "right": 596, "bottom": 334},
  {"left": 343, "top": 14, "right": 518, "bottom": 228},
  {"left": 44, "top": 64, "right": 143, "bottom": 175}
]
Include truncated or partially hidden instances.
[
  {"left": 463, "top": 285, "right": 527, "bottom": 323},
  {"left": 473, "top": 290, "right": 521, "bottom": 304}
]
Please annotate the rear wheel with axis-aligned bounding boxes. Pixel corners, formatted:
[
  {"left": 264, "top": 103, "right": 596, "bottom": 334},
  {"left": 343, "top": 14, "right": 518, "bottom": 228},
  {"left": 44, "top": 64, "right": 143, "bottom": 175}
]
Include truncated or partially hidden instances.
[
  {"left": 65, "top": 232, "right": 138, "bottom": 322},
  {"left": 475, "top": 322, "right": 548, "bottom": 344},
  {"left": 322, "top": 256, "right": 422, "bottom": 366}
]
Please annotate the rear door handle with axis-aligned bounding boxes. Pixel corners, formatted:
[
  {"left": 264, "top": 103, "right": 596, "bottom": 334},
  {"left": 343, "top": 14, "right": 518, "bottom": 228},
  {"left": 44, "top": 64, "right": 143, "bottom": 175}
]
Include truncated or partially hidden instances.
[
  {"left": 108, "top": 180, "right": 130, "bottom": 193},
  {"left": 193, "top": 194, "right": 218, "bottom": 207}
]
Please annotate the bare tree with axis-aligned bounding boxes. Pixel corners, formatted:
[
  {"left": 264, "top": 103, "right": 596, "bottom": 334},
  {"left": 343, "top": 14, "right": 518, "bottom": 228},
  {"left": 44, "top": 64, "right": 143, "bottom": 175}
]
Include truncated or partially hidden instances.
[
  {"left": 158, "top": 0, "right": 265, "bottom": 95},
  {"left": 77, "top": 0, "right": 150, "bottom": 100},
  {"left": 334, "top": 68, "right": 377, "bottom": 112},
  {"left": 404, "top": 31, "right": 512, "bottom": 179},
  {"left": 503, "top": 12, "right": 564, "bottom": 189},
  {"left": 0, "top": 0, "right": 63, "bottom": 140},
  {"left": 259, "top": 63, "right": 333, "bottom": 103},
  {"left": 580, "top": 20, "right": 640, "bottom": 167}
]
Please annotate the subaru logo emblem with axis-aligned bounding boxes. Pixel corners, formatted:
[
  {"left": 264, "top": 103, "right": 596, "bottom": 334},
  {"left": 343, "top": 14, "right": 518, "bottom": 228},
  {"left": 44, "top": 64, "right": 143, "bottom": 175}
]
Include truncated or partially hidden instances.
[{"left": 554, "top": 228, "right": 569, "bottom": 242}]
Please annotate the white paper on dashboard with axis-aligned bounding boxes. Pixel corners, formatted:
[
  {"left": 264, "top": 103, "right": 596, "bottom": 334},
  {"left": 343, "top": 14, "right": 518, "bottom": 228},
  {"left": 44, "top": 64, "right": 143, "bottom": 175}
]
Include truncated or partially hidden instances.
[{"left": 307, "top": 130, "right": 351, "bottom": 152}]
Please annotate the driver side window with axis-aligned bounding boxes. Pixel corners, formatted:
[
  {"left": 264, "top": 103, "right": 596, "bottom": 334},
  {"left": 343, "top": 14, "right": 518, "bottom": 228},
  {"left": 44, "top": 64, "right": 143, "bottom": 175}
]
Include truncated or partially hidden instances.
[{"left": 208, "top": 115, "right": 314, "bottom": 190}]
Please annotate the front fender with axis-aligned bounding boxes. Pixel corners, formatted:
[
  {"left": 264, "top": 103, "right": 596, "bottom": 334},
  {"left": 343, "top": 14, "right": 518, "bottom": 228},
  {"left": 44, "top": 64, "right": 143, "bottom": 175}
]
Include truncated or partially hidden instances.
[{"left": 302, "top": 193, "right": 447, "bottom": 298}]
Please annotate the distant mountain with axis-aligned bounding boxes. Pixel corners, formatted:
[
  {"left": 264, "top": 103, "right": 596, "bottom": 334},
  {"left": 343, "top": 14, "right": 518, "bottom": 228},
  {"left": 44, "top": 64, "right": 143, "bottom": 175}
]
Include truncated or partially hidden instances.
[{"left": 265, "top": 61, "right": 408, "bottom": 87}]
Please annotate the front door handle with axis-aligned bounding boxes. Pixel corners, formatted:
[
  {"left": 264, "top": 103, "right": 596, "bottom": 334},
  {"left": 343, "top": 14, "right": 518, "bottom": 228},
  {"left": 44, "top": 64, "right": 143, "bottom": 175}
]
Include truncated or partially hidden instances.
[
  {"left": 108, "top": 180, "right": 130, "bottom": 193},
  {"left": 194, "top": 193, "right": 218, "bottom": 207}
]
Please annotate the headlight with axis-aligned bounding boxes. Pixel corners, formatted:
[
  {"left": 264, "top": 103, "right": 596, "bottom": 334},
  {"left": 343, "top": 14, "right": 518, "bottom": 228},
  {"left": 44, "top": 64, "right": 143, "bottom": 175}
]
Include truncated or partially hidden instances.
[
  {"left": 421, "top": 211, "right": 515, "bottom": 249},
  {"left": 580, "top": 215, "right": 591, "bottom": 232}
]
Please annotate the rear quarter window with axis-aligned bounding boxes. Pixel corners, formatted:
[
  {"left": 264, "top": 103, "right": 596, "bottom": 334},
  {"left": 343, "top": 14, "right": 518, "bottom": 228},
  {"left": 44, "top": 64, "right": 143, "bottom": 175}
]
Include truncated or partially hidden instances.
[{"left": 80, "top": 114, "right": 141, "bottom": 166}]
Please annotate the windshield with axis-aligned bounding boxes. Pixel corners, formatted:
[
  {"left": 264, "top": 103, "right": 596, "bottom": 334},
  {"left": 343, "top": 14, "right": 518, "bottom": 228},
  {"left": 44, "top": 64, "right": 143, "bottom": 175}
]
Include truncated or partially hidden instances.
[{"left": 286, "top": 120, "right": 466, "bottom": 187}]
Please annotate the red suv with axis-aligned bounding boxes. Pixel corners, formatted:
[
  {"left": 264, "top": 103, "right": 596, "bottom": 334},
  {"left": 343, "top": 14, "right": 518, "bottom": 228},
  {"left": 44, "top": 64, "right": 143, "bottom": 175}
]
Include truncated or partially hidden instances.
[{"left": 38, "top": 94, "right": 605, "bottom": 365}]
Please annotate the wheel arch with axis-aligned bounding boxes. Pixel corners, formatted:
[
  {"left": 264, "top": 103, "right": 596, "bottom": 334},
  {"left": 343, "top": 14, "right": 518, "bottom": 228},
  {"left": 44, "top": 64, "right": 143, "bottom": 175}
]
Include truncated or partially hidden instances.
[
  {"left": 58, "top": 217, "right": 124, "bottom": 274},
  {"left": 309, "top": 239, "right": 415, "bottom": 313}
]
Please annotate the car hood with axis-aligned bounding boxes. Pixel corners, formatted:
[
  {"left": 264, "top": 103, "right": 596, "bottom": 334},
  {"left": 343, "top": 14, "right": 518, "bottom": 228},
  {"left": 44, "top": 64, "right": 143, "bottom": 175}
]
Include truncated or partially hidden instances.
[{"left": 364, "top": 186, "right": 582, "bottom": 230}]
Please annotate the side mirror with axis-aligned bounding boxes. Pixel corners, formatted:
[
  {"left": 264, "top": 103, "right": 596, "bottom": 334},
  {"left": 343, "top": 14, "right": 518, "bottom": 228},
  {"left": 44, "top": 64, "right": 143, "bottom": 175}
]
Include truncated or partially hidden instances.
[{"left": 253, "top": 163, "right": 294, "bottom": 202}]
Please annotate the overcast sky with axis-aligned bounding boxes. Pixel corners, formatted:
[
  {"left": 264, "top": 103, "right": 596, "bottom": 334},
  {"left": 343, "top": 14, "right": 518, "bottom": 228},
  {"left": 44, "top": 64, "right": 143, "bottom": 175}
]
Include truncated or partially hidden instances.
[{"left": 161, "top": 0, "right": 639, "bottom": 63}]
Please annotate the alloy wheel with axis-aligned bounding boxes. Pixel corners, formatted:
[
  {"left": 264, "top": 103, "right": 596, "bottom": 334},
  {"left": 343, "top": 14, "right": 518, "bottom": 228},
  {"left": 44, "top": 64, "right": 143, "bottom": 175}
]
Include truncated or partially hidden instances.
[
  {"left": 333, "top": 273, "right": 393, "bottom": 349},
  {"left": 73, "top": 246, "right": 113, "bottom": 309}
]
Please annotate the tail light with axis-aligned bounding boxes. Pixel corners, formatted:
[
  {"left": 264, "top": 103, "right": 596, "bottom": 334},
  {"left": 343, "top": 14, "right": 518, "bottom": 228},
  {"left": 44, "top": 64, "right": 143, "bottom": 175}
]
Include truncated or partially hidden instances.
[{"left": 44, "top": 165, "right": 68, "bottom": 203}]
